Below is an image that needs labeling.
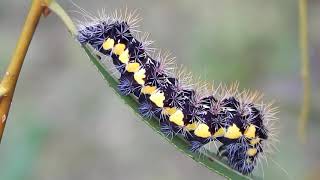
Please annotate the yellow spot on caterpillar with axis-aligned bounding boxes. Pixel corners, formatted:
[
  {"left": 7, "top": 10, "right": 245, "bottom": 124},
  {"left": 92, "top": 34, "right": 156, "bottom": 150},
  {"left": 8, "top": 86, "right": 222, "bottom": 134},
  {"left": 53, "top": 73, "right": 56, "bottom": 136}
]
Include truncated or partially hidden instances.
[
  {"left": 141, "top": 86, "right": 157, "bottom": 95},
  {"left": 126, "top": 62, "right": 140, "bottom": 73},
  {"left": 247, "top": 148, "right": 257, "bottom": 156},
  {"left": 114, "top": 43, "right": 126, "bottom": 55},
  {"left": 186, "top": 122, "right": 198, "bottom": 131},
  {"left": 224, "top": 124, "right": 242, "bottom": 139},
  {"left": 163, "top": 107, "right": 178, "bottom": 115},
  {"left": 134, "top": 68, "right": 146, "bottom": 85},
  {"left": 250, "top": 138, "right": 260, "bottom": 145},
  {"left": 119, "top": 49, "right": 130, "bottom": 64},
  {"left": 102, "top": 38, "right": 115, "bottom": 50},
  {"left": 213, "top": 127, "right": 225, "bottom": 138},
  {"left": 169, "top": 109, "right": 184, "bottom": 126},
  {"left": 244, "top": 124, "right": 256, "bottom": 139},
  {"left": 149, "top": 91, "right": 165, "bottom": 107},
  {"left": 194, "top": 123, "right": 211, "bottom": 138}
]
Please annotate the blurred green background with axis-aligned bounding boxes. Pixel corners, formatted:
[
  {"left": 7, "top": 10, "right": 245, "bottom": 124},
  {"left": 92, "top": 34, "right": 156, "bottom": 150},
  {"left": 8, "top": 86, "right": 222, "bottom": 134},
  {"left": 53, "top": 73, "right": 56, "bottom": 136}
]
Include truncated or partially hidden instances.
[{"left": 0, "top": 0, "right": 319, "bottom": 179}]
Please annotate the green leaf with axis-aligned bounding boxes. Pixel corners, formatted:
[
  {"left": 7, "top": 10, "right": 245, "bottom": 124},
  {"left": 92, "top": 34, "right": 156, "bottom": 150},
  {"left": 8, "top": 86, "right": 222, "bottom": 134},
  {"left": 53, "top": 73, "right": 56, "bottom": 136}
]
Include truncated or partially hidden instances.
[{"left": 48, "top": 1, "right": 256, "bottom": 179}]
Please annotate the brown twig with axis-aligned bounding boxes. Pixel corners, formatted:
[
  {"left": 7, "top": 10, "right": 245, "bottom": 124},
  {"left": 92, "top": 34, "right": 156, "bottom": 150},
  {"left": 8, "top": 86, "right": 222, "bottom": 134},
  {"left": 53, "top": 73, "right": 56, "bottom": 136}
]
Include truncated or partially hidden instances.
[
  {"left": 0, "top": 0, "right": 45, "bottom": 142},
  {"left": 298, "top": 0, "right": 311, "bottom": 143}
]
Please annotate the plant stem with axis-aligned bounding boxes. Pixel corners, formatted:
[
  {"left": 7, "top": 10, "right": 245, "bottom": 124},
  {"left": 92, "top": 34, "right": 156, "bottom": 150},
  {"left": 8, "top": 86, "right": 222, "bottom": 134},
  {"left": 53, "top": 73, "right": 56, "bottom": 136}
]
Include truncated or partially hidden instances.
[
  {"left": 298, "top": 0, "right": 310, "bottom": 143},
  {"left": 0, "top": 0, "right": 44, "bottom": 142}
]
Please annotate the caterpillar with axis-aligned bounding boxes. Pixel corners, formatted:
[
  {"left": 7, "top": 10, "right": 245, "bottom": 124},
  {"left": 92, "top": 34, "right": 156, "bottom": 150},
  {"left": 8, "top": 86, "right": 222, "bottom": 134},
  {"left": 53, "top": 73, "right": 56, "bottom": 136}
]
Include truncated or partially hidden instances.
[{"left": 75, "top": 9, "right": 278, "bottom": 175}]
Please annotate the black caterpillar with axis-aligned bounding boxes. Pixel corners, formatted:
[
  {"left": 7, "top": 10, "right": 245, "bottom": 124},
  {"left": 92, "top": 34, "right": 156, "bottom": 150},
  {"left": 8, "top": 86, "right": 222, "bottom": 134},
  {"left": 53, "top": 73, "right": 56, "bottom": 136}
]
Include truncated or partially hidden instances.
[{"left": 76, "top": 10, "right": 277, "bottom": 175}]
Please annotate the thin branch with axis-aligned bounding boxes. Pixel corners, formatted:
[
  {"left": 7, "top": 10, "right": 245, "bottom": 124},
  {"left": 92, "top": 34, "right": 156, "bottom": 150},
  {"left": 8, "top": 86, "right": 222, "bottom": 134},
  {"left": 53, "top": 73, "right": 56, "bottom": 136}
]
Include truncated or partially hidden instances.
[
  {"left": 0, "top": 0, "right": 44, "bottom": 142},
  {"left": 298, "top": 0, "right": 311, "bottom": 143}
]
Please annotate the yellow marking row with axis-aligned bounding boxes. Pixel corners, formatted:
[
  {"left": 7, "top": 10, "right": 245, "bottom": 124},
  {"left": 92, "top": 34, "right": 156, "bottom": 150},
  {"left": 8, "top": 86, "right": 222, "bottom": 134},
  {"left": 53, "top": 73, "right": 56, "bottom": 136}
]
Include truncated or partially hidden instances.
[
  {"left": 193, "top": 123, "right": 258, "bottom": 140},
  {"left": 103, "top": 39, "right": 168, "bottom": 115},
  {"left": 103, "top": 38, "right": 141, "bottom": 77},
  {"left": 103, "top": 38, "right": 259, "bottom": 147},
  {"left": 103, "top": 38, "right": 146, "bottom": 86}
]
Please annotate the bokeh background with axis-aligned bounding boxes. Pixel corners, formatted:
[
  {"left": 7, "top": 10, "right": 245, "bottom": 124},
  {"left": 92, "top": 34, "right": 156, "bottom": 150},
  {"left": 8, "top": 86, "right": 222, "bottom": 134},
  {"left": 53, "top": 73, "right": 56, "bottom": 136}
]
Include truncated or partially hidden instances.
[{"left": 0, "top": 0, "right": 319, "bottom": 179}]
